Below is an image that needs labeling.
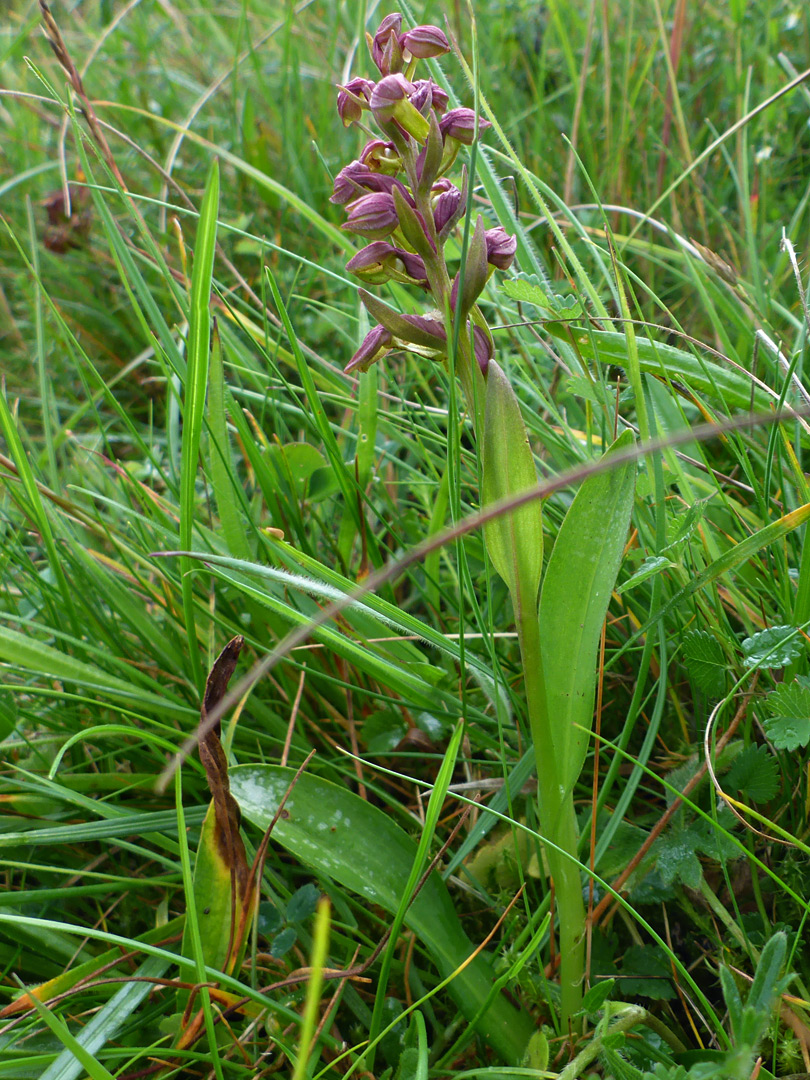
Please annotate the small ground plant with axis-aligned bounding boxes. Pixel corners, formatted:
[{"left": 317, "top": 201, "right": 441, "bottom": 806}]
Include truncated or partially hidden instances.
[{"left": 1, "top": 1, "right": 810, "bottom": 1078}]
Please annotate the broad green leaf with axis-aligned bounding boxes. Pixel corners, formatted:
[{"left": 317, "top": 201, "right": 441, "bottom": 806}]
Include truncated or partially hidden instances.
[
  {"left": 654, "top": 832, "right": 703, "bottom": 890},
  {"left": 286, "top": 883, "right": 320, "bottom": 923},
  {"left": 230, "top": 765, "right": 535, "bottom": 1064},
  {"left": 742, "top": 626, "right": 803, "bottom": 669},
  {"left": 271, "top": 926, "right": 297, "bottom": 958},
  {"left": 582, "top": 978, "right": 616, "bottom": 1013},
  {"left": 682, "top": 630, "right": 727, "bottom": 697},
  {"left": 481, "top": 358, "right": 542, "bottom": 608},
  {"left": 539, "top": 428, "right": 636, "bottom": 791}
]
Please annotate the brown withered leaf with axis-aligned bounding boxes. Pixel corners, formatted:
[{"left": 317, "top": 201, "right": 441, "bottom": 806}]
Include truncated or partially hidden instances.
[{"left": 198, "top": 636, "right": 248, "bottom": 901}]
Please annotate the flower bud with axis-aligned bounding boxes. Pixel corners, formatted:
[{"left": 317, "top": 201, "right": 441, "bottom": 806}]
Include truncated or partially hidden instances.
[
  {"left": 359, "top": 139, "right": 401, "bottom": 175},
  {"left": 451, "top": 216, "right": 488, "bottom": 317},
  {"left": 336, "top": 77, "right": 375, "bottom": 126},
  {"left": 485, "top": 226, "right": 517, "bottom": 270},
  {"left": 346, "top": 241, "right": 428, "bottom": 286},
  {"left": 345, "top": 324, "right": 392, "bottom": 374},
  {"left": 439, "top": 107, "right": 491, "bottom": 145},
  {"left": 431, "top": 180, "right": 462, "bottom": 234},
  {"left": 473, "top": 324, "right": 493, "bottom": 377},
  {"left": 370, "top": 13, "right": 403, "bottom": 74},
  {"left": 400, "top": 24, "right": 450, "bottom": 60},
  {"left": 370, "top": 75, "right": 430, "bottom": 142},
  {"left": 410, "top": 79, "right": 449, "bottom": 115},
  {"left": 342, "top": 192, "right": 400, "bottom": 239}
]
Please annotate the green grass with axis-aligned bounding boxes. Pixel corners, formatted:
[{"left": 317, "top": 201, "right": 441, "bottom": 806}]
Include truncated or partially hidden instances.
[{"left": 2, "top": 0, "right": 810, "bottom": 1076}]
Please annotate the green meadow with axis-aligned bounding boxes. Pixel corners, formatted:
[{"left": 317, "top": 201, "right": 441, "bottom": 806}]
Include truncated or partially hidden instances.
[{"left": 2, "top": 1, "right": 810, "bottom": 1076}]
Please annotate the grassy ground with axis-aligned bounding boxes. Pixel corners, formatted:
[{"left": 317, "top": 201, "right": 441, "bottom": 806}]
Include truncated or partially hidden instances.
[{"left": 2, "top": 0, "right": 810, "bottom": 1076}]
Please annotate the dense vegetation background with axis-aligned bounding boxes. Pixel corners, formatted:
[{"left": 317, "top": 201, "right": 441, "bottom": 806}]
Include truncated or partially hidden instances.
[{"left": 2, "top": 0, "right": 810, "bottom": 1077}]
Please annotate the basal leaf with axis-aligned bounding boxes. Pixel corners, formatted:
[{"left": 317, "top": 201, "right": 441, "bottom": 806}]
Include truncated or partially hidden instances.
[
  {"left": 539, "top": 428, "right": 636, "bottom": 791},
  {"left": 230, "top": 765, "right": 534, "bottom": 1064}
]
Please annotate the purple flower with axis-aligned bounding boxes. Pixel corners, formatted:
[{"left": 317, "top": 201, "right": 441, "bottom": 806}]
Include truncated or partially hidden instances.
[
  {"left": 330, "top": 162, "right": 404, "bottom": 205},
  {"left": 345, "top": 324, "right": 393, "bottom": 374},
  {"left": 395, "top": 313, "right": 447, "bottom": 349},
  {"left": 336, "top": 77, "right": 375, "bottom": 126},
  {"left": 485, "top": 226, "right": 517, "bottom": 270},
  {"left": 370, "top": 73, "right": 413, "bottom": 118},
  {"left": 346, "top": 241, "right": 428, "bottom": 286},
  {"left": 400, "top": 25, "right": 450, "bottom": 60},
  {"left": 371, "top": 13, "right": 403, "bottom": 74},
  {"left": 371, "top": 74, "right": 430, "bottom": 142},
  {"left": 342, "top": 191, "right": 400, "bottom": 239},
  {"left": 473, "top": 325, "right": 493, "bottom": 376},
  {"left": 359, "top": 139, "right": 401, "bottom": 175},
  {"left": 439, "top": 108, "right": 491, "bottom": 145},
  {"left": 410, "top": 79, "right": 449, "bottom": 115}
]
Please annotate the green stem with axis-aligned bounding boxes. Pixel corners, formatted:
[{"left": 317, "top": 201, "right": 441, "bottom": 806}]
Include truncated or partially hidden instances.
[
  {"left": 557, "top": 1004, "right": 686, "bottom": 1080},
  {"left": 518, "top": 607, "right": 585, "bottom": 1027}
]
